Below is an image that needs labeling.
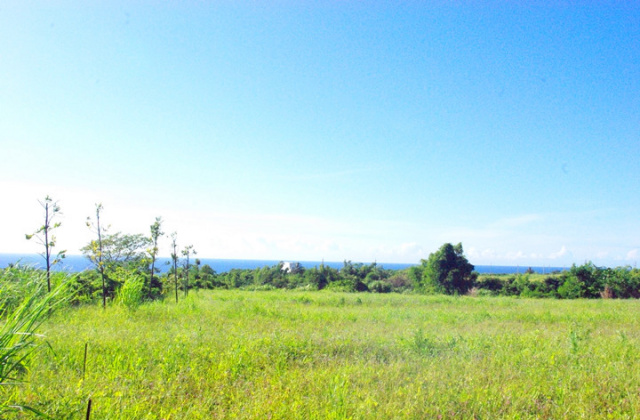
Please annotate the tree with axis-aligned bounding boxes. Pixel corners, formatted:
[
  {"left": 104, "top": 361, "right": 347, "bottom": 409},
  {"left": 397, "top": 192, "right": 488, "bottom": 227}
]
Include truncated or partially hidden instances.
[
  {"left": 81, "top": 232, "right": 150, "bottom": 271},
  {"left": 421, "top": 243, "right": 477, "bottom": 295},
  {"left": 181, "top": 245, "right": 196, "bottom": 297},
  {"left": 170, "top": 232, "right": 179, "bottom": 303},
  {"left": 86, "top": 204, "right": 108, "bottom": 308},
  {"left": 81, "top": 231, "right": 151, "bottom": 304},
  {"left": 146, "top": 217, "right": 164, "bottom": 300},
  {"left": 25, "top": 196, "right": 66, "bottom": 292}
]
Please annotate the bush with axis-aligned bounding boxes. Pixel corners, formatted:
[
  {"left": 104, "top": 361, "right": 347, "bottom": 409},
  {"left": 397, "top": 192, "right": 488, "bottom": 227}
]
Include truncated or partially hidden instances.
[
  {"left": 117, "top": 272, "right": 145, "bottom": 310},
  {"left": 368, "top": 280, "right": 392, "bottom": 293},
  {"left": 475, "top": 276, "right": 504, "bottom": 295}
]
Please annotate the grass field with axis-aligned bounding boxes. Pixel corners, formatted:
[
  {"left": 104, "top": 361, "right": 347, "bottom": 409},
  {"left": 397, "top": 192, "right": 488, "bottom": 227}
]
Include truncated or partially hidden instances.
[{"left": 7, "top": 291, "right": 640, "bottom": 419}]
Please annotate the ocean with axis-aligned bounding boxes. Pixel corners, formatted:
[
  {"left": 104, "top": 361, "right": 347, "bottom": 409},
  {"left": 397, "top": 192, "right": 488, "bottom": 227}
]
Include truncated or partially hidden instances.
[{"left": 0, "top": 254, "right": 566, "bottom": 275}]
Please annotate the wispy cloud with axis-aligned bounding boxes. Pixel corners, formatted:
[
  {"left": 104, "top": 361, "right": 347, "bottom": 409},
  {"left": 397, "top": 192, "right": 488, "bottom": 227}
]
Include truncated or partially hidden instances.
[{"left": 549, "top": 246, "right": 570, "bottom": 260}]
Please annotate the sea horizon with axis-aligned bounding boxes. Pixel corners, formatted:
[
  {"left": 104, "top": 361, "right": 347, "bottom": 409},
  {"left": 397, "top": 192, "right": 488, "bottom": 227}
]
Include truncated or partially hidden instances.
[{"left": 0, "top": 253, "right": 568, "bottom": 275}]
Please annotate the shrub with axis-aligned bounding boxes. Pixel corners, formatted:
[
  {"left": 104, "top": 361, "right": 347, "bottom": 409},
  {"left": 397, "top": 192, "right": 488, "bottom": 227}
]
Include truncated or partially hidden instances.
[
  {"left": 475, "top": 276, "right": 504, "bottom": 295},
  {"left": 117, "top": 271, "right": 145, "bottom": 310},
  {"left": 368, "top": 280, "right": 392, "bottom": 293}
]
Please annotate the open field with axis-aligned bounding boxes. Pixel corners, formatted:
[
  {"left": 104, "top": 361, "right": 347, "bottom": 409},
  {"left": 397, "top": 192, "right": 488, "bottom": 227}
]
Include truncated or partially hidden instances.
[{"left": 7, "top": 291, "right": 640, "bottom": 419}]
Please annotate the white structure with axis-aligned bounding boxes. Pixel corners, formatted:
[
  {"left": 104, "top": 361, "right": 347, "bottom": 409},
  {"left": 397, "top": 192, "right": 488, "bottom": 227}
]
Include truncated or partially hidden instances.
[{"left": 281, "top": 262, "right": 292, "bottom": 273}]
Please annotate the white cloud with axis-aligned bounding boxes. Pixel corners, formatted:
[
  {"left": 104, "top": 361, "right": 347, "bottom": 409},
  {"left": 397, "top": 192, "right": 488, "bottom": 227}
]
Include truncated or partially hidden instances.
[
  {"left": 626, "top": 249, "right": 639, "bottom": 261},
  {"left": 399, "top": 242, "right": 424, "bottom": 256},
  {"left": 505, "top": 250, "right": 526, "bottom": 260},
  {"left": 549, "top": 246, "right": 569, "bottom": 259}
]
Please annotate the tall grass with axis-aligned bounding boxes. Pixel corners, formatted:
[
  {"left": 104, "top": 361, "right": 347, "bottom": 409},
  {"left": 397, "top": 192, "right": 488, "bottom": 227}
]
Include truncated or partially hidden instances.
[
  {"left": 0, "top": 267, "right": 72, "bottom": 417},
  {"left": 114, "top": 270, "right": 144, "bottom": 310},
  {"left": 9, "top": 291, "right": 640, "bottom": 418}
]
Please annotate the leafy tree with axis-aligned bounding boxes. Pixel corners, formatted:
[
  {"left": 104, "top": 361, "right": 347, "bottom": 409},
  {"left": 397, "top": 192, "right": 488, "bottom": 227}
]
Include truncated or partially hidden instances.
[
  {"left": 288, "top": 262, "right": 304, "bottom": 275},
  {"left": 407, "top": 265, "right": 425, "bottom": 290},
  {"left": 305, "top": 263, "right": 339, "bottom": 290},
  {"left": 421, "top": 243, "right": 477, "bottom": 295},
  {"left": 81, "top": 231, "right": 151, "bottom": 304},
  {"left": 25, "top": 196, "right": 66, "bottom": 292},
  {"left": 81, "top": 232, "right": 150, "bottom": 272},
  {"left": 198, "top": 264, "right": 218, "bottom": 289}
]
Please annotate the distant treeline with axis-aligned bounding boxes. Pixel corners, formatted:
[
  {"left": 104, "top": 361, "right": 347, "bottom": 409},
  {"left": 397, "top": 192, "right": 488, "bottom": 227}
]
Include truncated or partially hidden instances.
[
  {"left": 13, "top": 258, "right": 634, "bottom": 306},
  {"left": 192, "top": 260, "right": 640, "bottom": 299},
  {"left": 4, "top": 258, "right": 640, "bottom": 308},
  {"left": 16, "top": 196, "right": 640, "bottom": 306}
]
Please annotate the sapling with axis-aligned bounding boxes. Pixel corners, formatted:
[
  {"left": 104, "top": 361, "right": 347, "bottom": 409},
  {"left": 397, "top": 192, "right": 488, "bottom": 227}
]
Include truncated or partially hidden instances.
[
  {"left": 170, "top": 232, "right": 179, "bottom": 303},
  {"left": 25, "top": 196, "right": 66, "bottom": 292},
  {"left": 147, "top": 217, "right": 164, "bottom": 300},
  {"left": 86, "top": 204, "right": 108, "bottom": 309},
  {"left": 182, "top": 245, "right": 196, "bottom": 297}
]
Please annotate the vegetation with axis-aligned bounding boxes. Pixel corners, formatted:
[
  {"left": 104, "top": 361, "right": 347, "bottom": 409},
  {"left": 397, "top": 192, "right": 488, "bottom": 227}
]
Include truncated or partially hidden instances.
[
  {"left": 0, "top": 267, "right": 72, "bottom": 417},
  {"left": 181, "top": 245, "right": 196, "bottom": 298},
  {"left": 419, "top": 242, "right": 477, "bottom": 295},
  {"left": 25, "top": 196, "right": 65, "bottom": 293},
  {"left": 474, "top": 263, "right": 640, "bottom": 299},
  {"left": 17, "top": 197, "right": 640, "bottom": 302},
  {"left": 169, "top": 232, "right": 179, "bottom": 304},
  {"left": 5, "top": 196, "right": 640, "bottom": 417},
  {"left": 85, "top": 204, "right": 109, "bottom": 309},
  {"left": 9, "top": 195, "right": 640, "bottom": 420},
  {"left": 146, "top": 217, "right": 164, "bottom": 301},
  {"left": 2, "top": 289, "right": 640, "bottom": 418}
]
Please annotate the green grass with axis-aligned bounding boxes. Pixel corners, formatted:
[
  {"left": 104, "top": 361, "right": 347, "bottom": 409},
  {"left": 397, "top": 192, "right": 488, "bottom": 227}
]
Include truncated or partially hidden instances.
[{"left": 7, "top": 291, "right": 640, "bottom": 419}]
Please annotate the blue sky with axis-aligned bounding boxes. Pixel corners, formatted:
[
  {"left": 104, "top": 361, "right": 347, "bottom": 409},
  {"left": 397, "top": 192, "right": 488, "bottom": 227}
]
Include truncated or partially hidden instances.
[{"left": 1, "top": 2, "right": 638, "bottom": 267}]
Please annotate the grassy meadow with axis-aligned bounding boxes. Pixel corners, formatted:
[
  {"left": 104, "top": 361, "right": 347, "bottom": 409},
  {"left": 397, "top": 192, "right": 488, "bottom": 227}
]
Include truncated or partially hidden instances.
[{"left": 6, "top": 290, "right": 640, "bottom": 419}]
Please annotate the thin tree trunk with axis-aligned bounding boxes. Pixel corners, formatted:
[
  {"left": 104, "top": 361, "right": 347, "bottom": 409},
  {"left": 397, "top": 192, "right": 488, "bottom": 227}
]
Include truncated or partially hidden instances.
[
  {"left": 184, "top": 256, "right": 190, "bottom": 298},
  {"left": 96, "top": 207, "right": 106, "bottom": 309},
  {"left": 174, "top": 261, "right": 178, "bottom": 303},
  {"left": 44, "top": 201, "right": 51, "bottom": 293}
]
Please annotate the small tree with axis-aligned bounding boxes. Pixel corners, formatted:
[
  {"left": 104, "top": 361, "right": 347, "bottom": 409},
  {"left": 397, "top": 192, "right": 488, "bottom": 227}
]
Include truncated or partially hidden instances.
[
  {"left": 147, "top": 217, "right": 164, "bottom": 300},
  {"left": 170, "top": 232, "right": 179, "bottom": 303},
  {"left": 25, "top": 196, "right": 66, "bottom": 292},
  {"left": 81, "top": 231, "right": 150, "bottom": 303},
  {"left": 421, "top": 243, "right": 477, "bottom": 295},
  {"left": 181, "top": 245, "right": 196, "bottom": 297},
  {"left": 86, "top": 204, "right": 108, "bottom": 309}
]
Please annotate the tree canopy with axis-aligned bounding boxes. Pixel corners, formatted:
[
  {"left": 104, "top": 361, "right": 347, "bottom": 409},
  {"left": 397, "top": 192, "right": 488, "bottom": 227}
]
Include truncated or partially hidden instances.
[{"left": 421, "top": 243, "right": 477, "bottom": 295}]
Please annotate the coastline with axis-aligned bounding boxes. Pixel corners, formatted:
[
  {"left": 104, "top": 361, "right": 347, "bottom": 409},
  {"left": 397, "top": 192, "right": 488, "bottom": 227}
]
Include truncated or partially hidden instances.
[{"left": 0, "top": 253, "right": 566, "bottom": 275}]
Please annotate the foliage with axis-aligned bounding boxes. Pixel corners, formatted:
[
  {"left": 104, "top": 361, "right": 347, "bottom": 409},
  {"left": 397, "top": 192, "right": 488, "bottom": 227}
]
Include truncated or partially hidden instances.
[
  {"left": 181, "top": 245, "right": 196, "bottom": 297},
  {"left": 25, "top": 195, "right": 66, "bottom": 292},
  {"left": 473, "top": 264, "right": 640, "bottom": 300},
  {"left": 421, "top": 243, "right": 477, "bottom": 295},
  {"left": 85, "top": 203, "right": 109, "bottom": 308},
  {"left": 0, "top": 268, "right": 72, "bottom": 416},
  {"left": 169, "top": 232, "right": 179, "bottom": 303},
  {"left": 81, "top": 232, "right": 150, "bottom": 273},
  {"left": 10, "top": 291, "right": 640, "bottom": 418},
  {"left": 146, "top": 217, "right": 164, "bottom": 301},
  {"left": 0, "top": 267, "right": 45, "bottom": 316},
  {"left": 115, "top": 268, "right": 145, "bottom": 310}
]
